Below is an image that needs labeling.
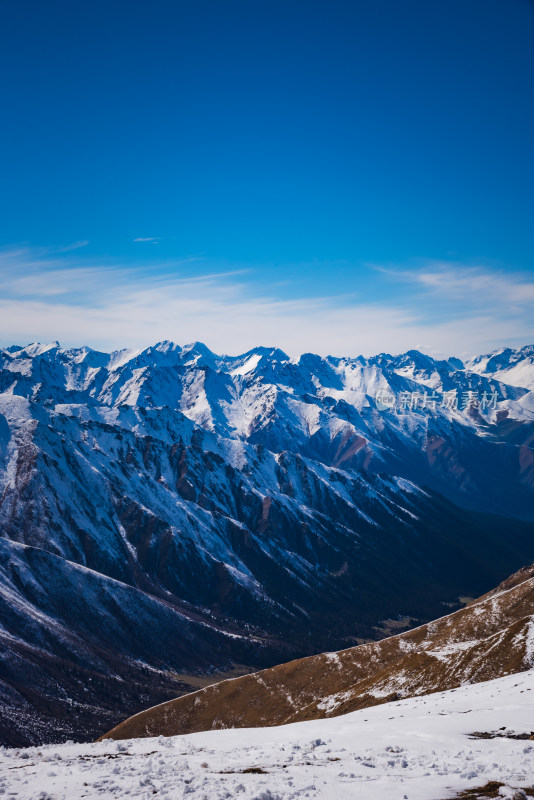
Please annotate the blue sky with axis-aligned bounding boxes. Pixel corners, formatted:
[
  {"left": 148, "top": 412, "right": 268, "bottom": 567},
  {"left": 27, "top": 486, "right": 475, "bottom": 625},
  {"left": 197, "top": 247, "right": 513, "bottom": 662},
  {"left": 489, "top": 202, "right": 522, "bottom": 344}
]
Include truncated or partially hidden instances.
[{"left": 0, "top": 0, "right": 533, "bottom": 356}]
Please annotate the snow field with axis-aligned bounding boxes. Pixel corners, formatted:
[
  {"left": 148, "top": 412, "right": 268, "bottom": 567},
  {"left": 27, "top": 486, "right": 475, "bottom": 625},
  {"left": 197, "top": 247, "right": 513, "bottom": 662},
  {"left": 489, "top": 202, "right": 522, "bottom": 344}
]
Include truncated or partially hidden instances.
[{"left": 1, "top": 670, "right": 533, "bottom": 799}]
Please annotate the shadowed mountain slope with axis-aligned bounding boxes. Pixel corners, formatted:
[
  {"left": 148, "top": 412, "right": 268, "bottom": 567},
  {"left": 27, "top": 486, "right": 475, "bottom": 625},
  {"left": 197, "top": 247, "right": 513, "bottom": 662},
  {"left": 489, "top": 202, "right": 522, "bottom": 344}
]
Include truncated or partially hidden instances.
[{"left": 102, "top": 564, "right": 534, "bottom": 740}]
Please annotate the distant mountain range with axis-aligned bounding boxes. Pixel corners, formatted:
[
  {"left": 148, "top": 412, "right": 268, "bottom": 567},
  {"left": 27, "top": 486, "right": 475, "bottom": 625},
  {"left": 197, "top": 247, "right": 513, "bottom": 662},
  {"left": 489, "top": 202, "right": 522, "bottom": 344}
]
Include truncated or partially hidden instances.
[{"left": 1, "top": 341, "right": 534, "bottom": 746}]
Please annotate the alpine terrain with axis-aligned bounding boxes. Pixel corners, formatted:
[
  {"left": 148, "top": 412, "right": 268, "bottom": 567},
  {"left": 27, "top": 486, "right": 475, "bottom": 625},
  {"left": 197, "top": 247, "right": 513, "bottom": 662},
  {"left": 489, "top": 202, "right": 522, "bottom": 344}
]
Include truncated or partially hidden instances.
[
  {"left": 102, "top": 563, "right": 534, "bottom": 740},
  {"left": 1, "top": 341, "right": 534, "bottom": 746},
  {"left": 3, "top": 648, "right": 534, "bottom": 799}
]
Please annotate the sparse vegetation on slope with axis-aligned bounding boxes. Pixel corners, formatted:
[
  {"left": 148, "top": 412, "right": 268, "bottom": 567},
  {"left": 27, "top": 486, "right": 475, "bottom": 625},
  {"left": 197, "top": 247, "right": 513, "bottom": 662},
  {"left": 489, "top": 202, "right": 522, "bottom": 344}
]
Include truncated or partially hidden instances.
[{"left": 102, "top": 564, "right": 534, "bottom": 740}]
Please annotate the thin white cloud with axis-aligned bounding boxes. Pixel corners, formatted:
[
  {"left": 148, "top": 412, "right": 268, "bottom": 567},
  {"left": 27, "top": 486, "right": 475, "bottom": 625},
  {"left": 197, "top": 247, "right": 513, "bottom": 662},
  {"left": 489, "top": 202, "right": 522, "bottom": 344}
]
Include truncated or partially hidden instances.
[
  {"left": 134, "top": 237, "right": 161, "bottom": 243},
  {"left": 0, "top": 248, "right": 532, "bottom": 358},
  {"left": 56, "top": 240, "right": 89, "bottom": 253},
  {"left": 376, "top": 262, "right": 534, "bottom": 306}
]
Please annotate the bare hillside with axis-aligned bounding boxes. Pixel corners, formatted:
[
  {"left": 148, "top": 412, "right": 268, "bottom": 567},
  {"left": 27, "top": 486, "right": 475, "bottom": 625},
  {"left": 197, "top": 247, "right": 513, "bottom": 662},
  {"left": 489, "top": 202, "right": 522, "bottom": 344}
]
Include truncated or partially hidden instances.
[{"left": 102, "top": 563, "right": 534, "bottom": 741}]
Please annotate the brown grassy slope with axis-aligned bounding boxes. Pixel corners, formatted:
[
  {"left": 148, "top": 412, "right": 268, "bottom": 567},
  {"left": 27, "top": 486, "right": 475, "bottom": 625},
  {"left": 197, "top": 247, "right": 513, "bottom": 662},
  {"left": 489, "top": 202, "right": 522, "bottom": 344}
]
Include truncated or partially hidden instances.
[{"left": 101, "top": 564, "right": 534, "bottom": 741}]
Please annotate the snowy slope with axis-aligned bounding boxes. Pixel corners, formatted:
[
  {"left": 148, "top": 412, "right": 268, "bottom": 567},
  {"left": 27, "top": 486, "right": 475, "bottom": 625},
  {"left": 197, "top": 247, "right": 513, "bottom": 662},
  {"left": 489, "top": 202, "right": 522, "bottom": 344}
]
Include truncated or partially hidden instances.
[{"left": 2, "top": 670, "right": 533, "bottom": 800}]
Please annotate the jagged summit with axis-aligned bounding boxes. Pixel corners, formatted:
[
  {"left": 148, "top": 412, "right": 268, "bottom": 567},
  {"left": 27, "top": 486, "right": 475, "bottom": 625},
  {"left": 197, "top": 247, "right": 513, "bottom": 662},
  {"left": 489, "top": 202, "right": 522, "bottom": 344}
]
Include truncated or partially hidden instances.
[
  {"left": 2, "top": 344, "right": 25, "bottom": 353},
  {"left": 2, "top": 339, "right": 533, "bottom": 386},
  {"left": 2, "top": 340, "right": 60, "bottom": 357},
  {"left": 1, "top": 339, "right": 533, "bottom": 510}
]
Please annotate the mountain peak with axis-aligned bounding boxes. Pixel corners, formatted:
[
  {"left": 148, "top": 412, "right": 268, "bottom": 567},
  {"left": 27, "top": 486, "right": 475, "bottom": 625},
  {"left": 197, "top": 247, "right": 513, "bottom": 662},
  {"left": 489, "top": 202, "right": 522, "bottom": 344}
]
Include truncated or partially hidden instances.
[
  {"left": 152, "top": 339, "right": 179, "bottom": 352},
  {"left": 15, "top": 341, "right": 60, "bottom": 358},
  {"left": 181, "top": 341, "right": 216, "bottom": 356},
  {"left": 244, "top": 346, "right": 290, "bottom": 360},
  {"left": 2, "top": 344, "right": 25, "bottom": 354}
]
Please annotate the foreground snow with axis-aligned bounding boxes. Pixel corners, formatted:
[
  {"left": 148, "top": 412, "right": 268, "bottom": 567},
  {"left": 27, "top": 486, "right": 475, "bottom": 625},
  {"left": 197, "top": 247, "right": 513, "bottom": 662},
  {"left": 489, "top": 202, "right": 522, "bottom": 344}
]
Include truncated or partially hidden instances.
[{"left": 1, "top": 671, "right": 533, "bottom": 800}]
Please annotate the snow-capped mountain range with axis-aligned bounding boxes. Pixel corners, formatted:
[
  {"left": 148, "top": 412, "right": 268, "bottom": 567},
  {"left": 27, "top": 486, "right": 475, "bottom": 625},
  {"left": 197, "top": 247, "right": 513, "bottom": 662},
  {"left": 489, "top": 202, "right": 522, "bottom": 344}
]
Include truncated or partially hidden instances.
[{"left": 1, "top": 341, "right": 534, "bottom": 746}]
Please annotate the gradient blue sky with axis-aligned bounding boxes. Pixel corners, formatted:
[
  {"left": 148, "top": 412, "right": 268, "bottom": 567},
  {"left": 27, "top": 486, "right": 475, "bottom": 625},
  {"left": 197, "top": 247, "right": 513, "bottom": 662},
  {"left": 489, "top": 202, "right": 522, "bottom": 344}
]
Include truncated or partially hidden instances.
[{"left": 1, "top": 0, "right": 533, "bottom": 357}]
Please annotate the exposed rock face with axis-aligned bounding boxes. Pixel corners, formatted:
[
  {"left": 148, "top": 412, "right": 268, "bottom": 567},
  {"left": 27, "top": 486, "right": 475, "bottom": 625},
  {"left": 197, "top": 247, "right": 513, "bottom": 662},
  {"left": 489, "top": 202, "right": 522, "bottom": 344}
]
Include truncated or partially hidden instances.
[
  {"left": 101, "top": 565, "right": 534, "bottom": 741},
  {"left": 1, "top": 341, "right": 534, "bottom": 745}
]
